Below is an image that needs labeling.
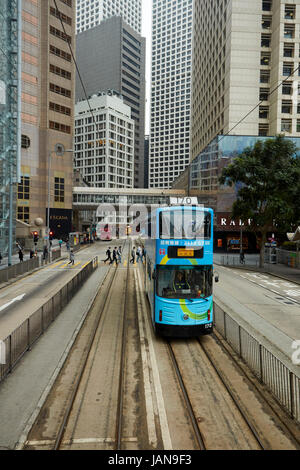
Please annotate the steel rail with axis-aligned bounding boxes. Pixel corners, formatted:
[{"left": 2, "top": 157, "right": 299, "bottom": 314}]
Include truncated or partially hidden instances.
[
  {"left": 196, "top": 337, "right": 266, "bottom": 450},
  {"left": 115, "top": 239, "right": 131, "bottom": 450},
  {"left": 210, "top": 332, "right": 300, "bottom": 449},
  {"left": 53, "top": 240, "right": 127, "bottom": 450},
  {"left": 166, "top": 340, "right": 206, "bottom": 450}
]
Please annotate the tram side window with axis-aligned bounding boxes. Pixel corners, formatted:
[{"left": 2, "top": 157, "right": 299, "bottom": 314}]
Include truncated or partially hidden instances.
[{"left": 159, "top": 210, "right": 211, "bottom": 239}]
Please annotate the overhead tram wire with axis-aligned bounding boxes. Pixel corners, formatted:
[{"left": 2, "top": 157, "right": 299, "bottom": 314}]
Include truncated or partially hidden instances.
[
  {"left": 218, "top": 64, "right": 300, "bottom": 144},
  {"left": 52, "top": 0, "right": 99, "bottom": 131}
]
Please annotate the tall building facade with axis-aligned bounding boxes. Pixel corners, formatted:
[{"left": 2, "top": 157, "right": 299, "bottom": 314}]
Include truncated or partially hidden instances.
[
  {"left": 76, "top": 0, "right": 142, "bottom": 34},
  {"left": 19, "top": 0, "right": 75, "bottom": 238},
  {"left": 191, "top": 0, "right": 300, "bottom": 160},
  {"left": 76, "top": 16, "right": 146, "bottom": 188},
  {"left": 75, "top": 91, "right": 135, "bottom": 188},
  {"left": 0, "top": 0, "right": 21, "bottom": 256},
  {"left": 149, "top": 0, "right": 193, "bottom": 189}
]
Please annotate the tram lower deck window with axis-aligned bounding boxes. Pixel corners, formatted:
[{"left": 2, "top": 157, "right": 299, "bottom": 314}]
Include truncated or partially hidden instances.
[{"left": 156, "top": 266, "right": 213, "bottom": 299}]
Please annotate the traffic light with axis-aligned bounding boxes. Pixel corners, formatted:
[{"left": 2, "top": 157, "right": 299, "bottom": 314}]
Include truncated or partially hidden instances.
[
  {"left": 49, "top": 231, "right": 54, "bottom": 241},
  {"left": 33, "top": 231, "right": 39, "bottom": 244}
]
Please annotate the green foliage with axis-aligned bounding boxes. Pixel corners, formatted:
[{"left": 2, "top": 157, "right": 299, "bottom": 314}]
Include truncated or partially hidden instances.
[{"left": 219, "top": 135, "right": 300, "bottom": 235}]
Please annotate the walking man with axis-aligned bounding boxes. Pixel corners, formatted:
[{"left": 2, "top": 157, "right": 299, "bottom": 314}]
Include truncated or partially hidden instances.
[
  {"left": 136, "top": 246, "right": 142, "bottom": 263},
  {"left": 18, "top": 248, "right": 24, "bottom": 262},
  {"left": 103, "top": 247, "right": 112, "bottom": 264},
  {"left": 68, "top": 249, "right": 75, "bottom": 266},
  {"left": 117, "top": 246, "right": 122, "bottom": 264},
  {"left": 130, "top": 246, "right": 136, "bottom": 264},
  {"left": 110, "top": 247, "right": 118, "bottom": 265}
]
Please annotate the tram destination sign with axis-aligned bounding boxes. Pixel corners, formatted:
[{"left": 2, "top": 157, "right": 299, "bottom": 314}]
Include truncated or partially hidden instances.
[{"left": 170, "top": 197, "right": 198, "bottom": 206}]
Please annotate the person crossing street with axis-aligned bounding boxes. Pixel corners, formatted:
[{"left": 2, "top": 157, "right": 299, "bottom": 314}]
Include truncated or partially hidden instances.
[
  {"left": 103, "top": 247, "right": 112, "bottom": 264},
  {"left": 68, "top": 249, "right": 75, "bottom": 266}
]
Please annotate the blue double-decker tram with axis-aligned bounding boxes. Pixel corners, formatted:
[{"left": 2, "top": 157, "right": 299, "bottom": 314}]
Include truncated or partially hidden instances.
[{"left": 144, "top": 205, "right": 215, "bottom": 337}]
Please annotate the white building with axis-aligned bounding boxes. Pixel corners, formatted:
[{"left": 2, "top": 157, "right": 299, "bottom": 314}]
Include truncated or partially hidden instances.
[
  {"left": 149, "top": 0, "right": 193, "bottom": 189},
  {"left": 74, "top": 91, "right": 135, "bottom": 188},
  {"left": 76, "top": 0, "right": 142, "bottom": 34}
]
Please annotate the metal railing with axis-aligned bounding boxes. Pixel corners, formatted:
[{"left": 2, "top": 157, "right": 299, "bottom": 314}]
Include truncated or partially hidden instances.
[
  {"left": 0, "top": 249, "right": 62, "bottom": 284},
  {"left": 0, "top": 257, "right": 98, "bottom": 385},
  {"left": 214, "top": 302, "right": 300, "bottom": 423}
]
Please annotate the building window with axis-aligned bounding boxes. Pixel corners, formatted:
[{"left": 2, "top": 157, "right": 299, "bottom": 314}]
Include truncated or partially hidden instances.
[
  {"left": 262, "top": 0, "right": 272, "bottom": 11},
  {"left": 281, "top": 119, "right": 292, "bottom": 132},
  {"left": 259, "top": 106, "right": 269, "bottom": 118},
  {"left": 261, "top": 34, "right": 271, "bottom": 47},
  {"left": 283, "top": 43, "right": 294, "bottom": 58},
  {"left": 54, "top": 177, "right": 64, "bottom": 202},
  {"left": 283, "top": 63, "right": 293, "bottom": 76},
  {"left": 49, "top": 121, "right": 71, "bottom": 134},
  {"left": 261, "top": 52, "right": 271, "bottom": 66},
  {"left": 17, "top": 206, "right": 30, "bottom": 223},
  {"left": 259, "top": 123, "right": 269, "bottom": 136},
  {"left": 260, "top": 70, "right": 270, "bottom": 83},
  {"left": 21, "top": 135, "right": 30, "bottom": 149},
  {"left": 282, "top": 82, "right": 293, "bottom": 95},
  {"left": 259, "top": 88, "right": 269, "bottom": 101},
  {"left": 284, "top": 24, "right": 295, "bottom": 39},
  {"left": 18, "top": 176, "right": 30, "bottom": 200},
  {"left": 281, "top": 100, "right": 293, "bottom": 114},
  {"left": 285, "top": 5, "right": 296, "bottom": 20},
  {"left": 297, "top": 120, "right": 300, "bottom": 132}
]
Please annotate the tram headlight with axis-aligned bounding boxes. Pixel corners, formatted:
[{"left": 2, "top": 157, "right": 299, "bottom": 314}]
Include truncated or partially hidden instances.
[{"left": 183, "top": 314, "right": 189, "bottom": 321}]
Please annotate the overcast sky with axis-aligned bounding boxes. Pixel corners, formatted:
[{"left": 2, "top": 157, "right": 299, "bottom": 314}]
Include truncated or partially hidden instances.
[{"left": 142, "top": 0, "right": 152, "bottom": 134}]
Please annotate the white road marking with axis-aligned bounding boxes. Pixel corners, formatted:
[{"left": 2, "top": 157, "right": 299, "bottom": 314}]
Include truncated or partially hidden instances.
[
  {"left": 0, "top": 293, "right": 26, "bottom": 312},
  {"left": 136, "top": 268, "right": 173, "bottom": 450},
  {"left": 134, "top": 269, "right": 158, "bottom": 448},
  {"left": 25, "top": 437, "right": 137, "bottom": 447}
]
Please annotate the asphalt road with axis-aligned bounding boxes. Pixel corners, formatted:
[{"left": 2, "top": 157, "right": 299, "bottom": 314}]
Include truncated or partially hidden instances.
[
  {"left": 0, "top": 242, "right": 110, "bottom": 340},
  {"left": 214, "top": 265, "right": 300, "bottom": 360}
]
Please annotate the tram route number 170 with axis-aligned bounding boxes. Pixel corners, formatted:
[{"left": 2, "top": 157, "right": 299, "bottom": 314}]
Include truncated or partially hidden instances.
[{"left": 170, "top": 197, "right": 198, "bottom": 206}]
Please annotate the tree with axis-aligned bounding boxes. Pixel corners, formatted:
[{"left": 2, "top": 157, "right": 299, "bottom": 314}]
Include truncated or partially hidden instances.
[{"left": 219, "top": 135, "right": 300, "bottom": 267}]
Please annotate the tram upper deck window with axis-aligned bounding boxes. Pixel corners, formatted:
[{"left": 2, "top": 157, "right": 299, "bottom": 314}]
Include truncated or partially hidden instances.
[{"left": 159, "top": 209, "right": 211, "bottom": 240}]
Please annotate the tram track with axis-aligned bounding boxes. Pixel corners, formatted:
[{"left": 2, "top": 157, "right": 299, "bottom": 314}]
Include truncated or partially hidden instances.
[
  {"left": 22, "top": 239, "right": 132, "bottom": 450},
  {"left": 166, "top": 332, "right": 300, "bottom": 450}
]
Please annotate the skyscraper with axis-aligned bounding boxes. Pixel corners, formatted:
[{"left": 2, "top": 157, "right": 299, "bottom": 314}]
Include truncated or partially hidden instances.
[
  {"left": 149, "top": 0, "right": 193, "bottom": 189},
  {"left": 18, "top": 0, "right": 75, "bottom": 239},
  {"left": 191, "top": 0, "right": 300, "bottom": 159},
  {"left": 76, "top": 0, "right": 142, "bottom": 35},
  {"left": 76, "top": 16, "right": 146, "bottom": 188}
]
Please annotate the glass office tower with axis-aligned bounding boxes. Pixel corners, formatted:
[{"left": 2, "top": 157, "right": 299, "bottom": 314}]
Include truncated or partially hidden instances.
[{"left": 0, "top": 0, "right": 20, "bottom": 257}]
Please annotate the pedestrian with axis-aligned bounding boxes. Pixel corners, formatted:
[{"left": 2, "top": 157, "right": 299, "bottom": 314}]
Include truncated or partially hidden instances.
[
  {"left": 0, "top": 251, "right": 2, "bottom": 264},
  {"left": 68, "top": 249, "right": 75, "bottom": 266},
  {"left": 43, "top": 245, "right": 48, "bottom": 260},
  {"left": 59, "top": 239, "right": 63, "bottom": 248},
  {"left": 18, "top": 248, "right": 23, "bottom": 262},
  {"left": 110, "top": 247, "right": 118, "bottom": 265},
  {"left": 240, "top": 252, "right": 245, "bottom": 264},
  {"left": 117, "top": 246, "right": 122, "bottom": 264},
  {"left": 103, "top": 247, "right": 112, "bottom": 264},
  {"left": 30, "top": 249, "right": 34, "bottom": 259},
  {"left": 66, "top": 240, "right": 70, "bottom": 251},
  {"left": 136, "top": 246, "right": 142, "bottom": 263},
  {"left": 130, "top": 246, "right": 136, "bottom": 264},
  {"left": 142, "top": 247, "right": 146, "bottom": 263}
]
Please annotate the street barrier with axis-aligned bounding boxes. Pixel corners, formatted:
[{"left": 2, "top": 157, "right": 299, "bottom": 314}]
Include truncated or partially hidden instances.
[
  {"left": 0, "top": 249, "right": 62, "bottom": 285},
  {"left": 0, "top": 257, "right": 98, "bottom": 385},
  {"left": 214, "top": 302, "right": 300, "bottom": 424}
]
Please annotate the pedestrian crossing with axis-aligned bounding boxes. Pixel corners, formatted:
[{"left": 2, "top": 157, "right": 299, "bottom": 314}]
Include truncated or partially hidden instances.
[{"left": 47, "top": 259, "right": 145, "bottom": 270}]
